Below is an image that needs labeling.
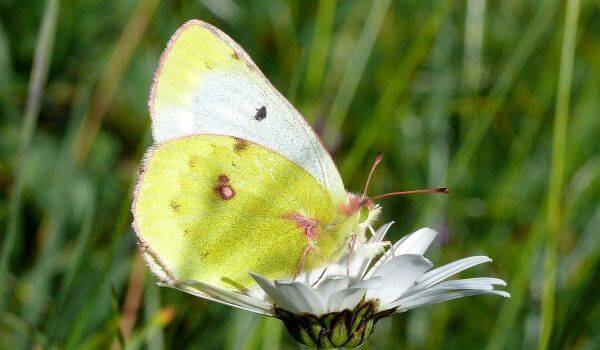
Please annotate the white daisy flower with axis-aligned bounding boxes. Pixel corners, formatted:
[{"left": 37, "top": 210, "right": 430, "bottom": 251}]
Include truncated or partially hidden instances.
[{"left": 159, "top": 223, "right": 509, "bottom": 349}]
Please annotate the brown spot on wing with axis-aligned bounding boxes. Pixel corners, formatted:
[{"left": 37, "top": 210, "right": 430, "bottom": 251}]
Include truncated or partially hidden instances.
[
  {"left": 233, "top": 137, "right": 249, "bottom": 152},
  {"left": 218, "top": 174, "right": 229, "bottom": 183},
  {"left": 231, "top": 51, "right": 240, "bottom": 60},
  {"left": 169, "top": 200, "right": 181, "bottom": 213},
  {"left": 188, "top": 155, "right": 199, "bottom": 169},
  {"left": 215, "top": 174, "right": 235, "bottom": 200},
  {"left": 216, "top": 185, "right": 235, "bottom": 200}
]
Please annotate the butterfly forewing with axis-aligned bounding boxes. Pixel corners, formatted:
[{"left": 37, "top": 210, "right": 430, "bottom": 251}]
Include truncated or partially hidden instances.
[{"left": 150, "top": 20, "right": 346, "bottom": 202}]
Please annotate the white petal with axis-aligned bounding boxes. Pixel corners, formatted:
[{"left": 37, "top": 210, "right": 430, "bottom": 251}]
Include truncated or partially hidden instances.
[
  {"left": 161, "top": 282, "right": 272, "bottom": 315},
  {"left": 365, "top": 254, "right": 432, "bottom": 306},
  {"left": 297, "top": 266, "right": 328, "bottom": 285},
  {"left": 184, "top": 280, "right": 272, "bottom": 313},
  {"left": 314, "top": 263, "right": 347, "bottom": 284},
  {"left": 351, "top": 276, "right": 383, "bottom": 290},
  {"left": 434, "top": 277, "right": 506, "bottom": 289},
  {"left": 339, "top": 222, "right": 395, "bottom": 281},
  {"left": 366, "top": 228, "right": 437, "bottom": 278},
  {"left": 274, "top": 280, "right": 327, "bottom": 315},
  {"left": 393, "top": 227, "right": 438, "bottom": 255},
  {"left": 246, "top": 286, "right": 268, "bottom": 301},
  {"left": 373, "top": 221, "right": 395, "bottom": 242},
  {"left": 414, "top": 256, "right": 492, "bottom": 290},
  {"left": 394, "top": 289, "right": 510, "bottom": 312},
  {"left": 249, "top": 273, "right": 297, "bottom": 312},
  {"left": 316, "top": 276, "right": 349, "bottom": 301},
  {"left": 328, "top": 288, "right": 366, "bottom": 313},
  {"left": 387, "top": 277, "right": 508, "bottom": 310}
]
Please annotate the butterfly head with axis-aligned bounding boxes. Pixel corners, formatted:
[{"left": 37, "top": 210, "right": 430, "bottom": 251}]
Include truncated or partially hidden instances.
[{"left": 340, "top": 152, "right": 450, "bottom": 221}]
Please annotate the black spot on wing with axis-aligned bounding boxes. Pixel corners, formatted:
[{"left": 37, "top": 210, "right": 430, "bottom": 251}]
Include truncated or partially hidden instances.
[{"left": 254, "top": 106, "right": 267, "bottom": 121}]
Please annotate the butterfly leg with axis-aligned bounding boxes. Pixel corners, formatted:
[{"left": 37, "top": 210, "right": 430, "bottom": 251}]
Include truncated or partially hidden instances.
[
  {"left": 293, "top": 242, "right": 315, "bottom": 280},
  {"left": 345, "top": 234, "right": 358, "bottom": 275},
  {"left": 380, "top": 240, "right": 394, "bottom": 258}
]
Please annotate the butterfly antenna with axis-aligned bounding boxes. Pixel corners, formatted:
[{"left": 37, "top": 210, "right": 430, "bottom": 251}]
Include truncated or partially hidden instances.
[
  {"left": 371, "top": 187, "right": 450, "bottom": 201},
  {"left": 363, "top": 152, "right": 383, "bottom": 197}
]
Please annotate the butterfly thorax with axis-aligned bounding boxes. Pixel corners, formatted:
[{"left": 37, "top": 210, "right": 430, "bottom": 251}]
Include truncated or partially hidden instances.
[{"left": 310, "top": 193, "right": 381, "bottom": 252}]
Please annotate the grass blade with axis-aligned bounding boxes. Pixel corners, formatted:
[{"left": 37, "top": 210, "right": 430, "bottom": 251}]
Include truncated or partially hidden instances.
[
  {"left": 447, "top": 0, "right": 558, "bottom": 184},
  {"left": 322, "top": 0, "right": 392, "bottom": 146},
  {"left": 0, "top": 0, "right": 60, "bottom": 307},
  {"left": 339, "top": 0, "right": 453, "bottom": 180},
  {"left": 301, "top": 0, "right": 338, "bottom": 119},
  {"left": 72, "top": 0, "right": 160, "bottom": 166},
  {"left": 538, "top": 0, "right": 581, "bottom": 348}
]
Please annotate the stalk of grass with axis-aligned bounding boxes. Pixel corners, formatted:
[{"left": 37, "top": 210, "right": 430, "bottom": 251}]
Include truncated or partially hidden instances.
[
  {"left": 223, "top": 310, "right": 260, "bottom": 350},
  {"left": 143, "top": 277, "right": 164, "bottom": 350},
  {"left": 265, "top": 0, "right": 299, "bottom": 103},
  {"left": 43, "top": 0, "right": 157, "bottom": 346},
  {"left": 19, "top": 0, "right": 158, "bottom": 334},
  {"left": 413, "top": 22, "right": 455, "bottom": 348},
  {"left": 0, "top": 312, "right": 47, "bottom": 347},
  {"left": 45, "top": 192, "right": 96, "bottom": 343},
  {"left": 487, "top": 22, "right": 593, "bottom": 349},
  {"left": 260, "top": 317, "right": 283, "bottom": 350},
  {"left": 538, "top": 0, "right": 581, "bottom": 347},
  {"left": 322, "top": 0, "right": 392, "bottom": 147},
  {"left": 462, "top": 0, "right": 487, "bottom": 94},
  {"left": 561, "top": 172, "right": 600, "bottom": 287},
  {"left": 64, "top": 126, "right": 151, "bottom": 349},
  {"left": 124, "top": 306, "right": 175, "bottom": 350},
  {"left": 339, "top": 0, "right": 453, "bottom": 180},
  {"left": 285, "top": 46, "right": 304, "bottom": 104},
  {"left": 118, "top": 256, "right": 147, "bottom": 343},
  {"left": 22, "top": 81, "right": 93, "bottom": 344},
  {"left": 447, "top": 0, "right": 558, "bottom": 184},
  {"left": 486, "top": 211, "right": 546, "bottom": 350},
  {"left": 0, "top": 0, "right": 60, "bottom": 307},
  {"left": 0, "top": 22, "right": 18, "bottom": 121},
  {"left": 486, "top": 81, "right": 553, "bottom": 221},
  {"left": 72, "top": 0, "right": 160, "bottom": 166},
  {"left": 411, "top": 19, "right": 454, "bottom": 228},
  {"left": 301, "top": 0, "right": 337, "bottom": 120},
  {"left": 482, "top": 27, "right": 560, "bottom": 350}
]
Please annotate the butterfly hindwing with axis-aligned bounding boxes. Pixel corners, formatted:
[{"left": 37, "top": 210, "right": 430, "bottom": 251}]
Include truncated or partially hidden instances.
[
  {"left": 133, "top": 134, "right": 353, "bottom": 290},
  {"left": 150, "top": 19, "right": 346, "bottom": 202}
]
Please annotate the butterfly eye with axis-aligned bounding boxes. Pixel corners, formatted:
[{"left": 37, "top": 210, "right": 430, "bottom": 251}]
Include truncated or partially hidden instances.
[{"left": 358, "top": 206, "right": 370, "bottom": 224}]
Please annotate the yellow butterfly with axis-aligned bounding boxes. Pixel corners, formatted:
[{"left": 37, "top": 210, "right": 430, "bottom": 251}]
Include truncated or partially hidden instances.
[{"left": 132, "top": 20, "right": 447, "bottom": 292}]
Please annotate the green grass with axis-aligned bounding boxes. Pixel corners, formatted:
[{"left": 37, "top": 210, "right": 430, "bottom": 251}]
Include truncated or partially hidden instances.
[
  {"left": 539, "top": 0, "right": 581, "bottom": 348},
  {"left": 0, "top": 0, "right": 598, "bottom": 349}
]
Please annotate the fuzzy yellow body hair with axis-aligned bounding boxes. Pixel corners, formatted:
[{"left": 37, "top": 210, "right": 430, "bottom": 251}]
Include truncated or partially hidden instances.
[{"left": 133, "top": 135, "right": 358, "bottom": 290}]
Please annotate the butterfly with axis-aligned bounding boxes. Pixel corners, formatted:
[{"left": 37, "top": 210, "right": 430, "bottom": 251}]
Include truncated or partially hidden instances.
[{"left": 132, "top": 20, "right": 448, "bottom": 292}]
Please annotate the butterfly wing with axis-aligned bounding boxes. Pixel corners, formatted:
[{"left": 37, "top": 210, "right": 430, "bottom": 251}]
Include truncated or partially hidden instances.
[
  {"left": 133, "top": 134, "right": 353, "bottom": 290},
  {"left": 149, "top": 20, "right": 345, "bottom": 202}
]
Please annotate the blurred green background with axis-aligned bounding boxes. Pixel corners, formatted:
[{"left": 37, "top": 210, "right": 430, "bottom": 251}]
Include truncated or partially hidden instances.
[{"left": 0, "top": 0, "right": 598, "bottom": 348}]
